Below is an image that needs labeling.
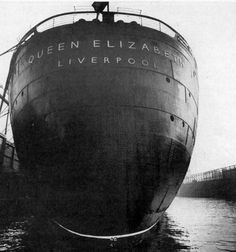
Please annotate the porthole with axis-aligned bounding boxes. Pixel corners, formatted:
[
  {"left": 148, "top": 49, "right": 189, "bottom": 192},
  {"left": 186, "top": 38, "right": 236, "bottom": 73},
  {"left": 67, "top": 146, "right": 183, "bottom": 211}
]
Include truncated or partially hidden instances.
[
  {"left": 170, "top": 115, "right": 174, "bottom": 121},
  {"left": 21, "top": 91, "right": 24, "bottom": 96},
  {"left": 166, "top": 77, "right": 170, "bottom": 83},
  {"left": 182, "top": 121, "right": 185, "bottom": 127},
  {"left": 189, "top": 92, "right": 191, "bottom": 97}
]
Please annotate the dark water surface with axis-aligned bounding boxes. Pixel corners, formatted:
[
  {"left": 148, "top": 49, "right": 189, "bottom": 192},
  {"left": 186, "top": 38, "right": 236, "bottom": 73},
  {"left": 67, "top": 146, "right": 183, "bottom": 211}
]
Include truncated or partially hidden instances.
[{"left": 0, "top": 197, "right": 235, "bottom": 251}]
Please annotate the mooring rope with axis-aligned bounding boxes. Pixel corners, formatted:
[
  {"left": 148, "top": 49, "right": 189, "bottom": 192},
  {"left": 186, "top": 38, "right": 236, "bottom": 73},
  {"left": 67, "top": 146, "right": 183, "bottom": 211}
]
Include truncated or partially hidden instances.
[
  {"left": 52, "top": 219, "right": 157, "bottom": 241},
  {"left": 0, "top": 43, "right": 20, "bottom": 57}
]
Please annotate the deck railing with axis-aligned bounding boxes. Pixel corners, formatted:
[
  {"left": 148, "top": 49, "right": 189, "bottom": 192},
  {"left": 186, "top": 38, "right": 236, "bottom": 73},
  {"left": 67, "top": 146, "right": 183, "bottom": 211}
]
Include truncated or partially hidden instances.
[{"left": 18, "top": 10, "right": 191, "bottom": 53}]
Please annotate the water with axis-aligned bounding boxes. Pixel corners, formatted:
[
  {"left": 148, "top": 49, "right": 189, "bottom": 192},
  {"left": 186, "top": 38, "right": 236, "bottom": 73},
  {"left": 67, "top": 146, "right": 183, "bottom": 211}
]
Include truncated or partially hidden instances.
[
  {"left": 165, "top": 197, "right": 236, "bottom": 251},
  {"left": 0, "top": 197, "right": 235, "bottom": 251},
  {"left": 147, "top": 197, "right": 236, "bottom": 251}
]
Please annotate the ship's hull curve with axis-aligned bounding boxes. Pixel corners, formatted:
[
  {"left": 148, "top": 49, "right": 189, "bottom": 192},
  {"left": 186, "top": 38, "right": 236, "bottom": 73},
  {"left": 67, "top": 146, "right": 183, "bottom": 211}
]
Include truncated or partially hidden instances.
[{"left": 8, "top": 20, "right": 198, "bottom": 235}]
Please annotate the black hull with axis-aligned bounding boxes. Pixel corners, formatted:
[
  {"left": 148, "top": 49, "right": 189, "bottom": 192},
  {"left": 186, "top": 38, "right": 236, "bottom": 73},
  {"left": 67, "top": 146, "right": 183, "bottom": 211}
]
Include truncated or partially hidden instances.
[
  {"left": 20, "top": 135, "right": 190, "bottom": 236},
  {"left": 7, "top": 12, "right": 198, "bottom": 236}
]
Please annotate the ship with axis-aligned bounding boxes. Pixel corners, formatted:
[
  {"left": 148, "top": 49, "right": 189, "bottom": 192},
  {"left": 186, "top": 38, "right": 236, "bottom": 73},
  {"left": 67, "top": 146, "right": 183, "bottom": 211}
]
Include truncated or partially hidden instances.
[
  {"left": 4, "top": 2, "right": 199, "bottom": 243},
  {"left": 0, "top": 132, "right": 32, "bottom": 219},
  {"left": 178, "top": 165, "right": 236, "bottom": 200}
]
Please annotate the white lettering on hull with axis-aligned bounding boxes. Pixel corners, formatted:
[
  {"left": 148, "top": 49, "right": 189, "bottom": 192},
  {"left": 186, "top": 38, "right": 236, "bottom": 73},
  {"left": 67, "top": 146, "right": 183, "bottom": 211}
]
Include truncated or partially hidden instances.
[{"left": 26, "top": 39, "right": 185, "bottom": 68}]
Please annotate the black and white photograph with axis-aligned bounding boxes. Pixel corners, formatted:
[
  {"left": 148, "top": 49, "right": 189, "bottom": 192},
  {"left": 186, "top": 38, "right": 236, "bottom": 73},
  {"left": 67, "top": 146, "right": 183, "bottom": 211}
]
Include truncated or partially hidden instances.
[{"left": 0, "top": 1, "right": 235, "bottom": 251}]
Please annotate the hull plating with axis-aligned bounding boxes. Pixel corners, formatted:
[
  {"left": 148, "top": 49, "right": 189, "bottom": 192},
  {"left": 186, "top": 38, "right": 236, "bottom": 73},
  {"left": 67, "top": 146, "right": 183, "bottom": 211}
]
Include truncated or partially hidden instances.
[{"left": 8, "top": 20, "right": 198, "bottom": 235}]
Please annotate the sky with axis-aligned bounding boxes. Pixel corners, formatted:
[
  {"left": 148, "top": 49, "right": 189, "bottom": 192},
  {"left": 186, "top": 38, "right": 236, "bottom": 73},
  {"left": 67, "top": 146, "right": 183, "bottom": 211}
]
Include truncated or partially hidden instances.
[{"left": 0, "top": 0, "right": 236, "bottom": 174}]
